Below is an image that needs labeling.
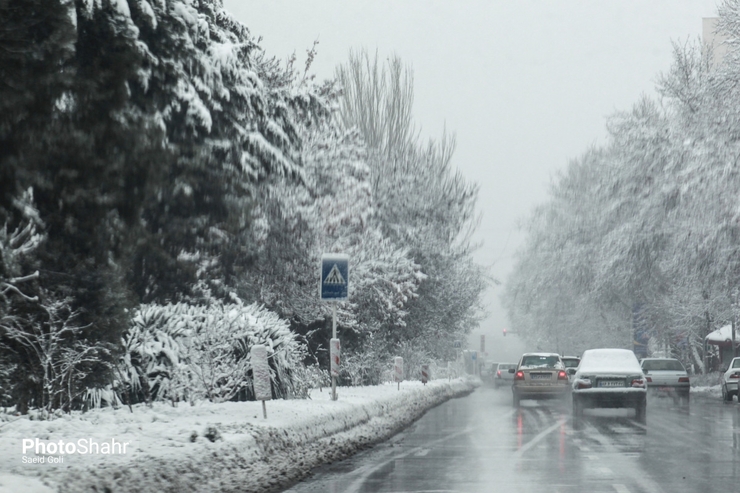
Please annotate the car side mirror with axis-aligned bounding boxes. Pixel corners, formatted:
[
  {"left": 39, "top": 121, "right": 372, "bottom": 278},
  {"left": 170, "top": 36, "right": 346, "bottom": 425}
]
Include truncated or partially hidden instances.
[
  {"left": 508, "top": 368, "right": 515, "bottom": 374},
  {"left": 566, "top": 368, "right": 576, "bottom": 376}
]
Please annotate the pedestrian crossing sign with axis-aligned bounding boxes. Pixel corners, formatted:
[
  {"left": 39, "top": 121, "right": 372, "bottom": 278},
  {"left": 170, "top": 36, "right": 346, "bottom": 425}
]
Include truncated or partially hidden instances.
[{"left": 320, "top": 253, "right": 349, "bottom": 300}]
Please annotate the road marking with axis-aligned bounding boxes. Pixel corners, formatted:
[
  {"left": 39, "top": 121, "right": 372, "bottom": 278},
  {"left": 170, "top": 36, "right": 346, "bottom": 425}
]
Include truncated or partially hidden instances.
[
  {"left": 343, "top": 408, "right": 518, "bottom": 493},
  {"left": 613, "top": 484, "right": 631, "bottom": 493},
  {"left": 585, "top": 422, "right": 665, "bottom": 493},
  {"left": 413, "top": 448, "right": 430, "bottom": 457},
  {"left": 514, "top": 417, "right": 568, "bottom": 459},
  {"left": 628, "top": 420, "right": 648, "bottom": 431}
]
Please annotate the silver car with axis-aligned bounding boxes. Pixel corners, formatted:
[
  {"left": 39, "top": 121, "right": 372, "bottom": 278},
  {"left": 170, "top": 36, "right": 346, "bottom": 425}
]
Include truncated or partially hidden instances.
[
  {"left": 493, "top": 363, "right": 517, "bottom": 388},
  {"left": 722, "top": 357, "right": 740, "bottom": 402},
  {"left": 640, "top": 357, "right": 690, "bottom": 405},
  {"left": 511, "top": 353, "right": 569, "bottom": 406}
]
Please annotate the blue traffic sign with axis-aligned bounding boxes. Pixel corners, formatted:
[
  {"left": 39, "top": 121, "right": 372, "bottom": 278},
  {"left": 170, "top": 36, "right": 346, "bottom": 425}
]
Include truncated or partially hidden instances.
[{"left": 320, "top": 253, "right": 349, "bottom": 301}]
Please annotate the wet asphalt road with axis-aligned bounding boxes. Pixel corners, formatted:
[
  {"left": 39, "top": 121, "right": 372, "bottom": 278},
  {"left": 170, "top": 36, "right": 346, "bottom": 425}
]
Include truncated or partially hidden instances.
[{"left": 283, "top": 384, "right": 740, "bottom": 493}]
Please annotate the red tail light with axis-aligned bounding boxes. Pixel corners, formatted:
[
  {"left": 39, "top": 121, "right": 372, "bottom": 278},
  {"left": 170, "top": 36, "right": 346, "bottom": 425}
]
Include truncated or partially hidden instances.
[
  {"left": 497, "top": 370, "right": 501, "bottom": 377},
  {"left": 646, "top": 376, "right": 652, "bottom": 383},
  {"left": 678, "top": 377, "right": 689, "bottom": 383},
  {"left": 557, "top": 370, "right": 567, "bottom": 380},
  {"left": 631, "top": 378, "right": 646, "bottom": 388},
  {"left": 730, "top": 373, "right": 740, "bottom": 379},
  {"left": 515, "top": 371, "right": 524, "bottom": 381},
  {"left": 576, "top": 379, "right": 591, "bottom": 389}
]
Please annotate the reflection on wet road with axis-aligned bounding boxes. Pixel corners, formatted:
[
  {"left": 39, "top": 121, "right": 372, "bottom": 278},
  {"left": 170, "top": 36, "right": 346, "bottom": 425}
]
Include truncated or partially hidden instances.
[{"left": 282, "top": 385, "right": 740, "bottom": 493}]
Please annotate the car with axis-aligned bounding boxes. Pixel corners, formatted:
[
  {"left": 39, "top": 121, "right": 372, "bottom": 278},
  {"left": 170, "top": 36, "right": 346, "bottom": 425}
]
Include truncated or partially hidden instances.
[
  {"left": 561, "top": 355, "right": 581, "bottom": 380},
  {"left": 721, "top": 357, "right": 740, "bottom": 402},
  {"left": 640, "top": 357, "right": 690, "bottom": 405},
  {"left": 571, "top": 348, "right": 647, "bottom": 422},
  {"left": 493, "top": 363, "right": 517, "bottom": 388},
  {"left": 510, "top": 353, "right": 569, "bottom": 406}
]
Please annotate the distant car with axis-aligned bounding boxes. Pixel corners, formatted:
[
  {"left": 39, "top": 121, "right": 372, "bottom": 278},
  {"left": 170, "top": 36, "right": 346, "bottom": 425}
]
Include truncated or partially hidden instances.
[
  {"left": 571, "top": 348, "right": 647, "bottom": 422},
  {"left": 511, "top": 353, "right": 569, "bottom": 406},
  {"left": 494, "top": 363, "right": 517, "bottom": 388},
  {"left": 561, "top": 356, "right": 581, "bottom": 380},
  {"left": 721, "top": 357, "right": 740, "bottom": 402},
  {"left": 640, "top": 357, "right": 690, "bottom": 405}
]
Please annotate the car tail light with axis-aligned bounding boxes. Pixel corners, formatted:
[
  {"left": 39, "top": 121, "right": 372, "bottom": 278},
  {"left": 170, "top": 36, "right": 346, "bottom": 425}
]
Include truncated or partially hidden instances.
[
  {"left": 575, "top": 379, "right": 591, "bottom": 389},
  {"left": 646, "top": 376, "right": 652, "bottom": 383},
  {"left": 515, "top": 371, "right": 524, "bottom": 381},
  {"left": 497, "top": 370, "right": 501, "bottom": 377},
  {"left": 678, "top": 377, "right": 689, "bottom": 383},
  {"left": 730, "top": 373, "right": 740, "bottom": 379},
  {"left": 557, "top": 370, "right": 567, "bottom": 380},
  {"left": 631, "top": 378, "right": 646, "bottom": 388}
]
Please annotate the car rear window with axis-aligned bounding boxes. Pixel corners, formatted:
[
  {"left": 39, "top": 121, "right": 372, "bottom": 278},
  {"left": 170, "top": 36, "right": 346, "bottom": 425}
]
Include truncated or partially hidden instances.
[
  {"left": 642, "top": 359, "right": 685, "bottom": 371},
  {"left": 733, "top": 359, "right": 740, "bottom": 369},
  {"left": 498, "top": 364, "right": 516, "bottom": 370},
  {"left": 561, "top": 358, "right": 580, "bottom": 368},
  {"left": 520, "top": 355, "right": 561, "bottom": 368},
  {"left": 579, "top": 349, "right": 642, "bottom": 373}
]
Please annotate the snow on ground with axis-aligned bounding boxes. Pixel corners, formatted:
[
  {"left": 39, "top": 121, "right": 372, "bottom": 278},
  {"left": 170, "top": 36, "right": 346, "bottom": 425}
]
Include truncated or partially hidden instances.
[{"left": 0, "top": 378, "right": 476, "bottom": 493}]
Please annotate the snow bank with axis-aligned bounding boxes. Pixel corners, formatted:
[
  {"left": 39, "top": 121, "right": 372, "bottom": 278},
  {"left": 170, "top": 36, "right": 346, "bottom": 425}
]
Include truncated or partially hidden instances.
[{"left": 0, "top": 378, "right": 475, "bottom": 493}]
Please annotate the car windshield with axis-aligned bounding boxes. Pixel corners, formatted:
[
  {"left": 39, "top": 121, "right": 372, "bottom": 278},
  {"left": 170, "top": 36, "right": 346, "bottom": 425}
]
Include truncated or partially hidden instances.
[
  {"left": 562, "top": 358, "right": 580, "bottom": 368},
  {"left": 520, "top": 355, "right": 562, "bottom": 369},
  {"left": 642, "top": 359, "right": 685, "bottom": 371}
]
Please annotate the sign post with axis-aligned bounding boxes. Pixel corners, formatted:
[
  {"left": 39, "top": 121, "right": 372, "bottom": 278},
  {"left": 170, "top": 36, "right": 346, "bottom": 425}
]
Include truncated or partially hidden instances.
[
  {"left": 421, "top": 364, "right": 429, "bottom": 385},
  {"left": 320, "top": 253, "right": 349, "bottom": 401},
  {"left": 394, "top": 357, "right": 404, "bottom": 390},
  {"left": 250, "top": 345, "right": 271, "bottom": 418}
]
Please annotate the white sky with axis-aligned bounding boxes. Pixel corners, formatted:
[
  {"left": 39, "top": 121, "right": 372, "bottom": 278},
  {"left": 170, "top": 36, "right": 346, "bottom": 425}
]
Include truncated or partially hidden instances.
[{"left": 223, "top": 0, "right": 720, "bottom": 355}]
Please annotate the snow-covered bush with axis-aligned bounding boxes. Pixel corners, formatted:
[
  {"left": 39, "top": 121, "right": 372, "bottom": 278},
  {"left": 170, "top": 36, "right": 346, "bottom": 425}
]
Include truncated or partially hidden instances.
[{"left": 116, "top": 298, "right": 308, "bottom": 406}]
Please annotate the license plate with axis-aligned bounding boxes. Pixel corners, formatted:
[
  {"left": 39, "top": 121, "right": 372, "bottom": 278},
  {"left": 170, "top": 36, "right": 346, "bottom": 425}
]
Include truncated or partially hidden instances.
[
  {"left": 530, "top": 374, "right": 551, "bottom": 380},
  {"left": 598, "top": 380, "right": 624, "bottom": 387}
]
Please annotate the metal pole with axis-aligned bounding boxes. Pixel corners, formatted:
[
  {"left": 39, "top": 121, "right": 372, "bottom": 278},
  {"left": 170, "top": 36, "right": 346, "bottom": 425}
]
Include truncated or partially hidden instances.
[
  {"left": 262, "top": 400, "right": 267, "bottom": 419},
  {"left": 332, "top": 304, "right": 337, "bottom": 401}
]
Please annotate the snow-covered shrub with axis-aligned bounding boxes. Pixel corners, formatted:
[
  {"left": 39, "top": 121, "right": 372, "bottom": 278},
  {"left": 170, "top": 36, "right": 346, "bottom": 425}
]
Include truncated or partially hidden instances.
[
  {"left": 289, "top": 363, "right": 330, "bottom": 397},
  {"left": 117, "top": 298, "right": 307, "bottom": 406},
  {"left": 342, "top": 349, "right": 386, "bottom": 386}
]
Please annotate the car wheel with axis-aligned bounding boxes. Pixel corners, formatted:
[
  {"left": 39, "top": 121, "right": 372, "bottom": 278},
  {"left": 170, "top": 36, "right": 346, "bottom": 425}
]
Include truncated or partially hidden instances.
[
  {"left": 572, "top": 396, "right": 583, "bottom": 418},
  {"left": 680, "top": 393, "right": 690, "bottom": 407},
  {"left": 635, "top": 397, "right": 647, "bottom": 423},
  {"left": 723, "top": 384, "right": 732, "bottom": 402}
]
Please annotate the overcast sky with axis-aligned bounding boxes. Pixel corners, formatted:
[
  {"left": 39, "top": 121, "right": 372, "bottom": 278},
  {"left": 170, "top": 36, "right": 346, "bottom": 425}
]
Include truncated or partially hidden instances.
[{"left": 223, "top": 0, "right": 720, "bottom": 352}]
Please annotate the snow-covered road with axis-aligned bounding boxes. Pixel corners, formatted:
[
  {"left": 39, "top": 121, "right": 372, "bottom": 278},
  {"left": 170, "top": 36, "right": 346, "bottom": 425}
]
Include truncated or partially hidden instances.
[{"left": 0, "top": 378, "right": 476, "bottom": 493}]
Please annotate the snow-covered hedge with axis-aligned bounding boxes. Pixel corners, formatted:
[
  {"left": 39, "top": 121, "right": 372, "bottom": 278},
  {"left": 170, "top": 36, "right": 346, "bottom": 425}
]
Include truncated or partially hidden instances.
[{"left": 116, "top": 298, "right": 310, "bottom": 406}]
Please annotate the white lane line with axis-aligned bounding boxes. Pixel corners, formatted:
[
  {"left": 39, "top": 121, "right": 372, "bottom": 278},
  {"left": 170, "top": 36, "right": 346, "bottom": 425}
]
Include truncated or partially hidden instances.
[
  {"left": 613, "top": 484, "right": 631, "bottom": 493},
  {"left": 628, "top": 420, "right": 648, "bottom": 431},
  {"left": 514, "top": 417, "right": 567, "bottom": 459},
  {"left": 343, "top": 408, "right": 518, "bottom": 493},
  {"left": 585, "top": 422, "right": 665, "bottom": 493}
]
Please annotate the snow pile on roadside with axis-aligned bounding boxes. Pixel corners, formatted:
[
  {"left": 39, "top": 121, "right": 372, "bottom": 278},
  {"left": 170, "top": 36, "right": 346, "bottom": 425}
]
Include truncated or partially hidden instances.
[{"left": 0, "top": 378, "right": 476, "bottom": 493}]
